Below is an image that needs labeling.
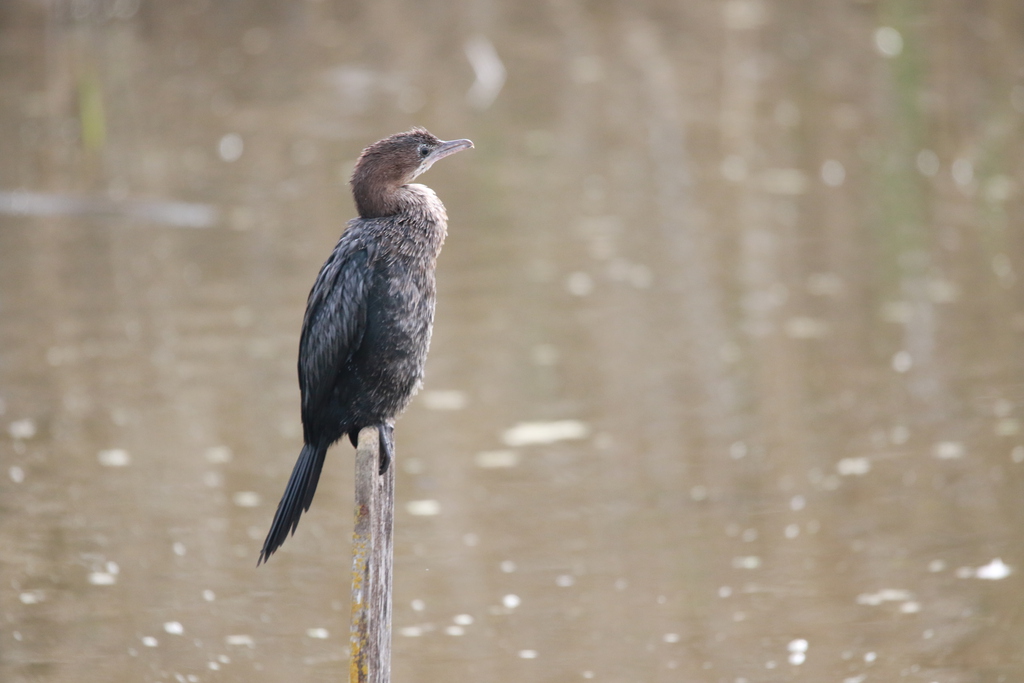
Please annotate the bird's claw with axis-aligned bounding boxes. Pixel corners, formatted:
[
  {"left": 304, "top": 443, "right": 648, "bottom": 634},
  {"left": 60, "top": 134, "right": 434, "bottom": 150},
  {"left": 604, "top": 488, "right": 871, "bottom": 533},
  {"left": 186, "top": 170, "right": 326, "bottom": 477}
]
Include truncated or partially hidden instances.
[{"left": 378, "top": 423, "right": 395, "bottom": 475}]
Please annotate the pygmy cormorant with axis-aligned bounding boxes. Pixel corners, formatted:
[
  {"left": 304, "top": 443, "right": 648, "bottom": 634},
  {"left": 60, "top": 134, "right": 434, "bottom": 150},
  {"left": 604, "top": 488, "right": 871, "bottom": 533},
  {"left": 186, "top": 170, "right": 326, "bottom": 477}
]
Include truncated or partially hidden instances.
[{"left": 259, "top": 128, "right": 473, "bottom": 564}]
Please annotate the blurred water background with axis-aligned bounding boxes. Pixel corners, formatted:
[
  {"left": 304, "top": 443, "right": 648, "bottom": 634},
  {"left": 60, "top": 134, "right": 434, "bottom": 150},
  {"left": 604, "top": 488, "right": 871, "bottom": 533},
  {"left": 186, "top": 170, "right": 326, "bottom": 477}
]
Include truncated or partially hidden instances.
[{"left": 2, "top": 1, "right": 1024, "bottom": 681}]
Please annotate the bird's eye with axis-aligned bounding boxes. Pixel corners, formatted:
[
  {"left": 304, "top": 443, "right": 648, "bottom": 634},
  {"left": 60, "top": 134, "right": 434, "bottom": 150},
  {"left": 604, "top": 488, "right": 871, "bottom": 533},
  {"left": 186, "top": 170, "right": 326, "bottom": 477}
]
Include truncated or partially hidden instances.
[{"left": 418, "top": 144, "right": 431, "bottom": 158}]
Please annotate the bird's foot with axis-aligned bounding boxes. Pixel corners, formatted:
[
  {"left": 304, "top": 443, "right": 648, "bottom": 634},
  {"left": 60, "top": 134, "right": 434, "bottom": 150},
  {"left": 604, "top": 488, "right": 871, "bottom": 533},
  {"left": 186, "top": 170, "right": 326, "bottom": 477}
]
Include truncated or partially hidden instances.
[{"left": 378, "top": 423, "right": 395, "bottom": 475}]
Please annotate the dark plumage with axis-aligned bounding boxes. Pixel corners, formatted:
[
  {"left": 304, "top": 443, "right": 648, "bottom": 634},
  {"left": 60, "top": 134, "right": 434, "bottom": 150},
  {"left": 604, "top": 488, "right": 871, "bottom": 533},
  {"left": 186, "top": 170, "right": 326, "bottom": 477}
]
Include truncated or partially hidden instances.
[{"left": 259, "top": 128, "right": 473, "bottom": 564}]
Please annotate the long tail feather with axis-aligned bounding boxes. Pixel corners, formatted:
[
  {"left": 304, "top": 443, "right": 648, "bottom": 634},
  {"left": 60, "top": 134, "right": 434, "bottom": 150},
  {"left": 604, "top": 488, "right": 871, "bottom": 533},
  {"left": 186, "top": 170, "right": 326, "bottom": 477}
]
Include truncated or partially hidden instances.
[{"left": 258, "top": 442, "right": 327, "bottom": 564}]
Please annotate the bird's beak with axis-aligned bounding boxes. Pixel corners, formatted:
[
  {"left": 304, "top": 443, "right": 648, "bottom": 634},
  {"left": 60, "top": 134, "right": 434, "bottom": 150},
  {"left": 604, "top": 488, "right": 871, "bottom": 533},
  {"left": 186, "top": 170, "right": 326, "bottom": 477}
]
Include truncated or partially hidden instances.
[{"left": 416, "top": 138, "right": 474, "bottom": 176}]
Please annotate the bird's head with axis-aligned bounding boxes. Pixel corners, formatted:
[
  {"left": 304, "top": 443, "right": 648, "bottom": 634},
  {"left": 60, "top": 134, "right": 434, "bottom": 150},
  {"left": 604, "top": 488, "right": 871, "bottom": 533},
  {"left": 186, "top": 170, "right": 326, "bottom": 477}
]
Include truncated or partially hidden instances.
[{"left": 351, "top": 128, "right": 473, "bottom": 218}]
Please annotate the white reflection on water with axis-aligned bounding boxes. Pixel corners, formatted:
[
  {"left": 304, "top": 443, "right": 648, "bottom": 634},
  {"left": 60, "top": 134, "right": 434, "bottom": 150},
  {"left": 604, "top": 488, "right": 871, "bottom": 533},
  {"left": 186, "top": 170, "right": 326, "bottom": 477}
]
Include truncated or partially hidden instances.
[
  {"left": 464, "top": 35, "right": 506, "bottom": 110},
  {"left": 0, "top": 191, "right": 218, "bottom": 228},
  {"left": 7, "top": 418, "right": 36, "bottom": 439},
  {"left": 406, "top": 499, "right": 441, "bottom": 516},
  {"left": 98, "top": 448, "right": 131, "bottom": 466},
  {"left": 501, "top": 420, "right": 590, "bottom": 446},
  {"left": 475, "top": 449, "right": 519, "bottom": 468},
  {"left": 233, "top": 491, "right": 262, "bottom": 507},
  {"left": 973, "top": 558, "right": 1012, "bottom": 580},
  {"left": 420, "top": 389, "right": 467, "bottom": 411},
  {"left": 88, "top": 571, "right": 117, "bottom": 585}
]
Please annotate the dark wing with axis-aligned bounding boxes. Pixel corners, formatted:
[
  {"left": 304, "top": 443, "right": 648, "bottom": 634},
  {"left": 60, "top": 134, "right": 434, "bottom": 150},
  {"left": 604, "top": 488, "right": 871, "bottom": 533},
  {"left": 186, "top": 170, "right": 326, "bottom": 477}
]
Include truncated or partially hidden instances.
[{"left": 298, "top": 233, "right": 372, "bottom": 419}]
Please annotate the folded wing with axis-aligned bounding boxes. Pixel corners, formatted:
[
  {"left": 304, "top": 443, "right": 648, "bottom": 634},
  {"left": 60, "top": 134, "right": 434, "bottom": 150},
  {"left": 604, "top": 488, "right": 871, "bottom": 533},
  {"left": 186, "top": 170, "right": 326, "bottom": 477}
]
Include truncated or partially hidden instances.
[{"left": 298, "top": 236, "right": 371, "bottom": 426}]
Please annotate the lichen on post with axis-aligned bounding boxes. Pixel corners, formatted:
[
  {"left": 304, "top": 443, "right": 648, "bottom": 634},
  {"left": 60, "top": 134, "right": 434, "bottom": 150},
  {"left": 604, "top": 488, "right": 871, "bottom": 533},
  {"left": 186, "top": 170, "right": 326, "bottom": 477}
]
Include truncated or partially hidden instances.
[{"left": 349, "top": 426, "right": 395, "bottom": 683}]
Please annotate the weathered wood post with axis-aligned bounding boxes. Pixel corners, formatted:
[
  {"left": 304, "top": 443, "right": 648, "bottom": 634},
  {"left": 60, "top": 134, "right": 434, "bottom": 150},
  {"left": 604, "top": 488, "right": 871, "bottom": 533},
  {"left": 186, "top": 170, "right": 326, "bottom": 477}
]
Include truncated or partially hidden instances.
[{"left": 349, "top": 426, "right": 394, "bottom": 683}]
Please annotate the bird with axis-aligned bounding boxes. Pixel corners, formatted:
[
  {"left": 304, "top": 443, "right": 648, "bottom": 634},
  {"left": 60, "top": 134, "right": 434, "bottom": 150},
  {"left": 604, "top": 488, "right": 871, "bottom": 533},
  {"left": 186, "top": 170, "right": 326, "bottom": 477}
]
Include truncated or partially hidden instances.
[{"left": 258, "top": 128, "right": 473, "bottom": 564}]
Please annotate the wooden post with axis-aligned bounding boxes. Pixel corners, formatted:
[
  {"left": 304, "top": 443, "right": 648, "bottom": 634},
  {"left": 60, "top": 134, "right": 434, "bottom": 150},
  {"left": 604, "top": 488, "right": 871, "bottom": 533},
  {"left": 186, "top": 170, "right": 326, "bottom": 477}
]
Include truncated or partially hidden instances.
[{"left": 349, "top": 426, "right": 394, "bottom": 683}]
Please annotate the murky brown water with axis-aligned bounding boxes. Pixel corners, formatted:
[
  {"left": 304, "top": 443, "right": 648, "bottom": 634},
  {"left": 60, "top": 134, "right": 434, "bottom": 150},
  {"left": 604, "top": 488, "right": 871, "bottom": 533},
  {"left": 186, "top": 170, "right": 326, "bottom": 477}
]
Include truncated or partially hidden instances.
[{"left": 3, "top": 1, "right": 1024, "bottom": 682}]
